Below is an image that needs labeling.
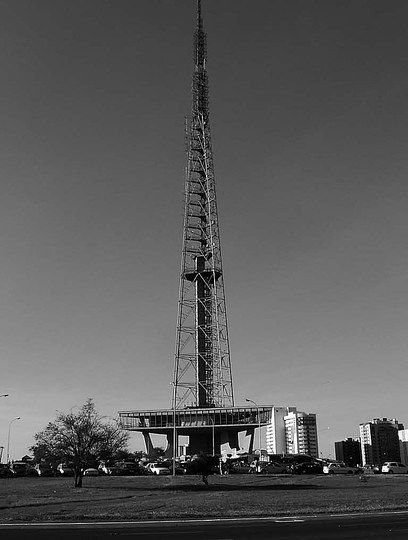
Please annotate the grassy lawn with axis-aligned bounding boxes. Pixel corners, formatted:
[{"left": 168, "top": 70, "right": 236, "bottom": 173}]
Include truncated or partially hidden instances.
[{"left": 1, "top": 473, "right": 408, "bottom": 522}]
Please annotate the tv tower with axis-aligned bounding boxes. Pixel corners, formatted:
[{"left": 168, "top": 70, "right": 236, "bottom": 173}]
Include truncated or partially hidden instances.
[
  {"left": 119, "top": 0, "right": 272, "bottom": 459},
  {"left": 172, "top": 0, "right": 234, "bottom": 410}
]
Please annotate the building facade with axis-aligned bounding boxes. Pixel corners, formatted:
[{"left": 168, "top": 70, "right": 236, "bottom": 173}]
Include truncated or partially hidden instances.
[
  {"left": 359, "top": 418, "right": 403, "bottom": 465},
  {"left": 285, "top": 411, "right": 319, "bottom": 457},
  {"left": 266, "top": 408, "right": 318, "bottom": 457},
  {"left": 265, "top": 407, "right": 296, "bottom": 454},
  {"left": 334, "top": 438, "right": 362, "bottom": 466},
  {"left": 398, "top": 429, "right": 408, "bottom": 465}
]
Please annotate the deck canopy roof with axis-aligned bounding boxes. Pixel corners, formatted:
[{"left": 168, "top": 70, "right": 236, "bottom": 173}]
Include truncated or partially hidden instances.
[{"left": 118, "top": 406, "right": 274, "bottom": 434}]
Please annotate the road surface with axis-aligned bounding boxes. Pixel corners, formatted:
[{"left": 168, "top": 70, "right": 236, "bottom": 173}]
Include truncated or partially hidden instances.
[{"left": 1, "top": 512, "right": 408, "bottom": 539}]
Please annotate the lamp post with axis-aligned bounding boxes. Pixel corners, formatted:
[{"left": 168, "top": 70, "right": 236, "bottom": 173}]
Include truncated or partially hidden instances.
[
  {"left": 6, "top": 417, "right": 21, "bottom": 464},
  {"left": 170, "top": 383, "right": 177, "bottom": 477},
  {"left": 246, "top": 398, "right": 261, "bottom": 457},
  {"left": 208, "top": 416, "right": 215, "bottom": 455},
  {"left": 317, "top": 426, "right": 330, "bottom": 458}
]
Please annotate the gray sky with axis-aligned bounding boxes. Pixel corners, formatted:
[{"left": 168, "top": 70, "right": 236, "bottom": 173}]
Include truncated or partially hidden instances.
[{"left": 1, "top": 0, "right": 408, "bottom": 460}]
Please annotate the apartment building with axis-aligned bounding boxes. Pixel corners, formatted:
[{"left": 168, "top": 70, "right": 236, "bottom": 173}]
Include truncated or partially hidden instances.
[
  {"left": 266, "top": 408, "right": 318, "bottom": 457},
  {"left": 334, "top": 438, "right": 362, "bottom": 466},
  {"left": 398, "top": 429, "right": 408, "bottom": 465},
  {"left": 285, "top": 411, "right": 319, "bottom": 457},
  {"left": 265, "top": 407, "right": 296, "bottom": 454},
  {"left": 359, "top": 418, "right": 403, "bottom": 465}
]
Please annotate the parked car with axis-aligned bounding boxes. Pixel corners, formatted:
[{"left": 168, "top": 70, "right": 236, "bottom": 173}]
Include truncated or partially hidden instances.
[
  {"left": 229, "top": 462, "right": 252, "bottom": 474},
  {"left": 323, "top": 462, "right": 362, "bottom": 475},
  {"left": 362, "top": 464, "right": 381, "bottom": 475},
  {"left": 83, "top": 468, "right": 99, "bottom": 476},
  {"left": 145, "top": 462, "right": 171, "bottom": 475},
  {"left": 292, "top": 461, "right": 324, "bottom": 475},
  {"left": 10, "top": 461, "right": 39, "bottom": 477},
  {"left": 110, "top": 462, "right": 146, "bottom": 476},
  {"left": 34, "top": 463, "right": 56, "bottom": 477},
  {"left": 56, "top": 463, "right": 75, "bottom": 476},
  {"left": 160, "top": 460, "right": 185, "bottom": 475},
  {"left": 251, "top": 462, "right": 289, "bottom": 474},
  {"left": 381, "top": 462, "right": 408, "bottom": 474},
  {"left": 0, "top": 464, "right": 14, "bottom": 478},
  {"left": 182, "top": 455, "right": 219, "bottom": 476}
]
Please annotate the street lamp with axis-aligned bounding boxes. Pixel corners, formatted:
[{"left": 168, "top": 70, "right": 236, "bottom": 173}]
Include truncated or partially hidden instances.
[
  {"left": 208, "top": 416, "right": 215, "bottom": 456},
  {"left": 6, "top": 417, "right": 21, "bottom": 464},
  {"left": 170, "top": 383, "right": 177, "bottom": 477},
  {"left": 317, "top": 427, "right": 330, "bottom": 459},
  {"left": 246, "top": 398, "right": 261, "bottom": 456}
]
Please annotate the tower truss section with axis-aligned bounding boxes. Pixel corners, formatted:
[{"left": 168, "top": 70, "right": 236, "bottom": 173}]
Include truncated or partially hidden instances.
[{"left": 172, "top": 0, "right": 234, "bottom": 410}]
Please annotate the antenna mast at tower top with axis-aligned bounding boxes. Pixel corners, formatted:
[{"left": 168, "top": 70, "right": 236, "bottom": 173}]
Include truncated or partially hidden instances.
[
  {"left": 172, "top": 0, "right": 234, "bottom": 410},
  {"left": 197, "top": 0, "right": 202, "bottom": 28}
]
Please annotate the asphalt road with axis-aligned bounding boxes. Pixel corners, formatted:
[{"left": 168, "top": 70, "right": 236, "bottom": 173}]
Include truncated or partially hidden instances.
[{"left": 1, "top": 512, "right": 408, "bottom": 539}]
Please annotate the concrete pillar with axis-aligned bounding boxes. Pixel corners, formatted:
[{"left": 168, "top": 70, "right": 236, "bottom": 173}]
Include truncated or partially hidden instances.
[
  {"left": 142, "top": 432, "right": 154, "bottom": 458},
  {"left": 164, "top": 431, "right": 177, "bottom": 459},
  {"left": 246, "top": 428, "right": 255, "bottom": 454}
]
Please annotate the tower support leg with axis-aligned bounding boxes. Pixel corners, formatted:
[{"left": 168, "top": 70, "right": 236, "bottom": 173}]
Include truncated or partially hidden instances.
[
  {"left": 246, "top": 428, "right": 255, "bottom": 454},
  {"left": 142, "top": 432, "right": 154, "bottom": 458},
  {"left": 164, "top": 431, "right": 178, "bottom": 459},
  {"left": 220, "top": 430, "right": 239, "bottom": 454}
]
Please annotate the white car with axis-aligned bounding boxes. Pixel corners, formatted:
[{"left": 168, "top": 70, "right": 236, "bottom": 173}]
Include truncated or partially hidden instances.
[
  {"left": 323, "top": 462, "right": 361, "bottom": 475},
  {"left": 56, "top": 463, "right": 75, "bottom": 476},
  {"left": 83, "top": 468, "right": 99, "bottom": 476},
  {"left": 98, "top": 463, "right": 112, "bottom": 475},
  {"left": 145, "top": 462, "right": 171, "bottom": 475},
  {"left": 381, "top": 462, "right": 408, "bottom": 474},
  {"left": 252, "top": 462, "right": 289, "bottom": 474}
]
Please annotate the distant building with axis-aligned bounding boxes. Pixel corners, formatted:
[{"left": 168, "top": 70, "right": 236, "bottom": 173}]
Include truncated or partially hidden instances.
[
  {"left": 359, "top": 418, "right": 403, "bottom": 465},
  {"left": 265, "top": 408, "right": 318, "bottom": 457},
  {"left": 265, "top": 407, "right": 296, "bottom": 454},
  {"left": 398, "top": 429, "right": 408, "bottom": 465},
  {"left": 334, "top": 438, "right": 362, "bottom": 466},
  {"left": 284, "top": 411, "right": 319, "bottom": 457}
]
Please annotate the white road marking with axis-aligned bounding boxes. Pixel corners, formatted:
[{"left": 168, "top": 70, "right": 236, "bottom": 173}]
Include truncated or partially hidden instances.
[
  {"left": 275, "top": 519, "right": 305, "bottom": 523},
  {"left": 1, "top": 510, "right": 408, "bottom": 528}
]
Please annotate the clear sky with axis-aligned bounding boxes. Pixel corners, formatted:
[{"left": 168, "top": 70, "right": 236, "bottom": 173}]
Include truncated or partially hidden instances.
[{"left": 1, "top": 0, "right": 408, "bottom": 461}]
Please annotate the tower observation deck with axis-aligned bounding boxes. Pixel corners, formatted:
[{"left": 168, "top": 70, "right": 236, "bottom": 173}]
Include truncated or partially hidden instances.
[{"left": 119, "top": 0, "right": 268, "bottom": 457}]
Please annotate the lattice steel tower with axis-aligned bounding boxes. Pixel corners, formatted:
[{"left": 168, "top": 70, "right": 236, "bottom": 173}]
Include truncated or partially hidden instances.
[{"left": 172, "top": 0, "right": 234, "bottom": 410}]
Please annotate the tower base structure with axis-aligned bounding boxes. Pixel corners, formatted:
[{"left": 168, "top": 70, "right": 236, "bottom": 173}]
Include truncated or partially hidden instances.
[{"left": 119, "top": 406, "right": 273, "bottom": 458}]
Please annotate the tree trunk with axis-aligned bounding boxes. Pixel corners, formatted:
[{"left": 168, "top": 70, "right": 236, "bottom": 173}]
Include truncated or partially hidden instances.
[{"left": 74, "top": 467, "right": 83, "bottom": 488}]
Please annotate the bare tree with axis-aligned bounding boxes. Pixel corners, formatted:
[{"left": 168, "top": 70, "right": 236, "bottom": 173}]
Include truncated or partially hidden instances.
[{"left": 31, "top": 399, "right": 129, "bottom": 487}]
